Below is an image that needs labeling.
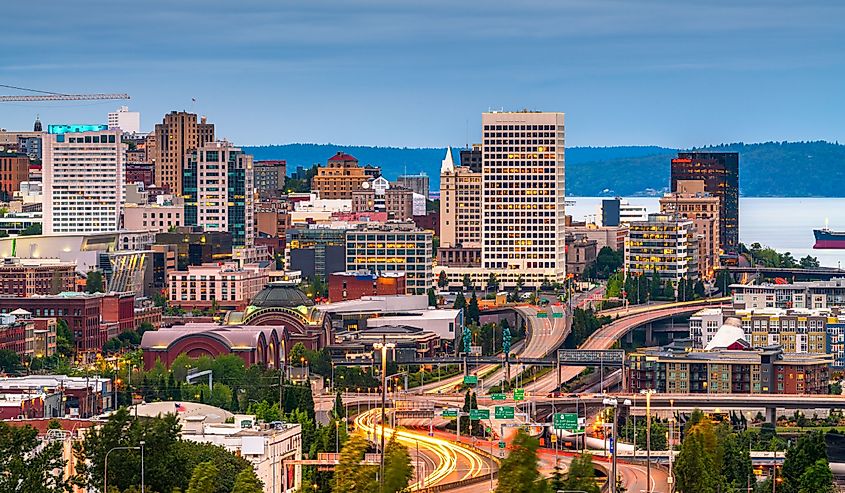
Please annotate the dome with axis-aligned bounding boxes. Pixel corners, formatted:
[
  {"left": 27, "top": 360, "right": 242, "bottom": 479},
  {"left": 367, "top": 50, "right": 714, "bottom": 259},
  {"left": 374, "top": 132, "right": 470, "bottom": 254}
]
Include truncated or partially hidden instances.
[
  {"left": 250, "top": 282, "right": 313, "bottom": 308},
  {"left": 705, "top": 317, "right": 748, "bottom": 350}
]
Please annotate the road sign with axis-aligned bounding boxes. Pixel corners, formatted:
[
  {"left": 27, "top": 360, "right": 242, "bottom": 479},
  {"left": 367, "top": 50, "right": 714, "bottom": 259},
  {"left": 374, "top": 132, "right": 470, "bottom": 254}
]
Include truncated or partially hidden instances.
[
  {"left": 537, "top": 311, "right": 548, "bottom": 318},
  {"left": 554, "top": 413, "right": 578, "bottom": 430},
  {"left": 513, "top": 388, "right": 525, "bottom": 401},
  {"left": 491, "top": 393, "right": 506, "bottom": 401},
  {"left": 550, "top": 434, "right": 557, "bottom": 443},
  {"left": 469, "top": 409, "right": 490, "bottom": 420},
  {"left": 557, "top": 348, "right": 625, "bottom": 366},
  {"left": 441, "top": 409, "right": 458, "bottom": 417},
  {"left": 495, "top": 406, "right": 515, "bottom": 419},
  {"left": 463, "top": 375, "right": 478, "bottom": 385},
  {"left": 498, "top": 441, "right": 506, "bottom": 449},
  {"left": 552, "top": 312, "right": 564, "bottom": 318}
]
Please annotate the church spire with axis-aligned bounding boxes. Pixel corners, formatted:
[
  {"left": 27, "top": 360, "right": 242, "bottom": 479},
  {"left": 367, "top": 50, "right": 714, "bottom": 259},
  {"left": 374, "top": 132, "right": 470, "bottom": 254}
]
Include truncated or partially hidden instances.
[{"left": 441, "top": 147, "right": 455, "bottom": 174}]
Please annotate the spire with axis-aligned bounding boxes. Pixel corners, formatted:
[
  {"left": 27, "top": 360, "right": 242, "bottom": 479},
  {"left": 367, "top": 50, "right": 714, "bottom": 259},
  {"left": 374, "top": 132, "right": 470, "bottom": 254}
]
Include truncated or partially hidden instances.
[
  {"left": 33, "top": 115, "right": 42, "bottom": 132},
  {"left": 441, "top": 147, "right": 455, "bottom": 174}
]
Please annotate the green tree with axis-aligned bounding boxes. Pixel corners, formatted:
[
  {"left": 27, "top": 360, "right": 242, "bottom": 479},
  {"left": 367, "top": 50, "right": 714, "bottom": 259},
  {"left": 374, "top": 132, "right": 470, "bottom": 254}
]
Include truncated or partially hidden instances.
[
  {"left": 85, "top": 270, "right": 104, "bottom": 294},
  {"left": 55, "top": 319, "right": 75, "bottom": 357},
  {"left": 0, "top": 422, "right": 71, "bottom": 492},
  {"left": 231, "top": 468, "right": 264, "bottom": 493},
  {"left": 453, "top": 292, "right": 466, "bottom": 310},
  {"left": 495, "top": 429, "right": 546, "bottom": 493},
  {"left": 437, "top": 270, "right": 448, "bottom": 289},
  {"left": 486, "top": 273, "right": 499, "bottom": 293},
  {"left": 427, "top": 287, "right": 437, "bottom": 307},
  {"left": 186, "top": 461, "right": 219, "bottom": 493},
  {"left": 383, "top": 435, "right": 413, "bottom": 493},
  {"left": 649, "top": 269, "right": 662, "bottom": 300},
  {"left": 462, "top": 273, "right": 472, "bottom": 290},
  {"left": 798, "top": 458, "right": 834, "bottom": 493},
  {"left": 334, "top": 435, "right": 377, "bottom": 492},
  {"left": 799, "top": 255, "right": 821, "bottom": 269},
  {"left": 674, "top": 427, "right": 715, "bottom": 493},
  {"left": 782, "top": 431, "right": 828, "bottom": 493},
  {"left": 561, "top": 452, "right": 600, "bottom": 493},
  {"left": 515, "top": 275, "right": 525, "bottom": 295},
  {"left": 333, "top": 391, "right": 346, "bottom": 419},
  {"left": 20, "top": 223, "right": 42, "bottom": 236},
  {"left": 467, "top": 291, "right": 480, "bottom": 325},
  {"left": 0, "top": 349, "right": 21, "bottom": 374}
]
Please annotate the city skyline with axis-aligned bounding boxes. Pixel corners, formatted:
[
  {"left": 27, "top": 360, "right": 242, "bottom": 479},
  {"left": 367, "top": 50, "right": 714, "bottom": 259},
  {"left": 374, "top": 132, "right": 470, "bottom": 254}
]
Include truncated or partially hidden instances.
[{"left": 1, "top": 0, "right": 844, "bottom": 148}]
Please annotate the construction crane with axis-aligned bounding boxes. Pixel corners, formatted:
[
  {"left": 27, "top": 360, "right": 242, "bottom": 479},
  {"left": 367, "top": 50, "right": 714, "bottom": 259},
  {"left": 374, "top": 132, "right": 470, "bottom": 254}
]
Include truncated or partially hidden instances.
[{"left": 0, "top": 83, "right": 129, "bottom": 102}]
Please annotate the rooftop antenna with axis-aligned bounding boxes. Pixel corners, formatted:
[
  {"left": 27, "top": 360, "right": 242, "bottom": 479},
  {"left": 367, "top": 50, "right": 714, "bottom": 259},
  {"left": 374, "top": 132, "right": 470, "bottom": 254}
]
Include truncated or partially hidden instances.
[{"left": 465, "top": 119, "right": 469, "bottom": 149}]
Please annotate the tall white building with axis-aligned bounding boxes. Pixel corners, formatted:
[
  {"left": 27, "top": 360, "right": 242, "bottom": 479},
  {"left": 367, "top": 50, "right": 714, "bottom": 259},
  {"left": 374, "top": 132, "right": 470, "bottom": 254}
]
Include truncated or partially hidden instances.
[
  {"left": 107, "top": 106, "right": 141, "bottom": 133},
  {"left": 43, "top": 125, "right": 125, "bottom": 234},
  {"left": 480, "top": 111, "right": 567, "bottom": 286}
]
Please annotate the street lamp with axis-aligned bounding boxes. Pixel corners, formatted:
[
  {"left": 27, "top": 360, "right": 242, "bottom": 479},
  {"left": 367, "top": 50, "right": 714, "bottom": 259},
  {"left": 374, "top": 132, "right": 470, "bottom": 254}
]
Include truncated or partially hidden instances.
[
  {"left": 603, "top": 397, "right": 632, "bottom": 493},
  {"left": 640, "top": 389, "right": 656, "bottom": 493},
  {"left": 373, "top": 336, "right": 395, "bottom": 493},
  {"left": 105, "top": 444, "right": 142, "bottom": 493}
]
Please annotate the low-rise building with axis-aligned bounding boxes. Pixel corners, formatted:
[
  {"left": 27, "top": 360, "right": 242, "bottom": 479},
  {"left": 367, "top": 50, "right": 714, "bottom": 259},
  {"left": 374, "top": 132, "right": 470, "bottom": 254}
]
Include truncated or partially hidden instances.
[
  {"left": 565, "top": 233, "right": 597, "bottom": 278},
  {"left": 318, "top": 295, "right": 461, "bottom": 341},
  {"left": 0, "top": 310, "right": 56, "bottom": 359},
  {"left": 328, "top": 271, "right": 406, "bottom": 302},
  {"left": 0, "top": 258, "right": 77, "bottom": 297},
  {"left": 0, "top": 375, "right": 112, "bottom": 417},
  {"left": 731, "top": 278, "right": 845, "bottom": 310},
  {"left": 329, "top": 325, "right": 440, "bottom": 362},
  {"left": 155, "top": 227, "right": 234, "bottom": 270},
  {"left": 345, "top": 222, "right": 432, "bottom": 295},
  {"left": 167, "top": 262, "right": 270, "bottom": 312},
  {"left": 123, "top": 200, "right": 184, "bottom": 233}
]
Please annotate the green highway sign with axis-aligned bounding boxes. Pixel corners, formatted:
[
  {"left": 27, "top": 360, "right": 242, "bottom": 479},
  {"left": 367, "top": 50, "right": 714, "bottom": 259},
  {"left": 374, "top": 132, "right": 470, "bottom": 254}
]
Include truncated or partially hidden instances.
[
  {"left": 495, "top": 406, "right": 515, "bottom": 419},
  {"left": 491, "top": 393, "right": 506, "bottom": 401},
  {"left": 552, "top": 312, "right": 564, "bottom": 318},
  {"left": 513, "top": 389, "right": 525, "bottom": 401},
  {"left": 498, "top": 441, "right": 506, "bottom": 449},
  {"left": 469, "top": 409, "right": 490, "bottom": 420},
  {"left": 554, "top": 413, "right": 578, "bottom": 431},
  {"left": 537, "top": 311, "right": 548, "bottom": 318},
  {"left": 464, "top": 375, "right": 478, "bottom": 385},
  {"left": 441, "top": 409, "right": 458, "bottom": 418}
]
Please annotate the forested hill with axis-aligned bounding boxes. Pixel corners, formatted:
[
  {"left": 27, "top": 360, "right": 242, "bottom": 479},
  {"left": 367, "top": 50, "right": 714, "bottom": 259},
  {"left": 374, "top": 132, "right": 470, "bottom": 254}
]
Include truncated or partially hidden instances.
[{"left": 243, "top": 141, "right": 845, "bottom": 197}]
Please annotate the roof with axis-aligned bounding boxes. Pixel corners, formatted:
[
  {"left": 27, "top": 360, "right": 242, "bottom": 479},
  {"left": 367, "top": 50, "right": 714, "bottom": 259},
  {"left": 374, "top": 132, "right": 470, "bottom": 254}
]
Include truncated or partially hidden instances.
[
  {"left": 317, "top": 295, "right": 429, "bottom": 314},
  {"left": 141, "top": 324, "right": 282, "bottom": 351},
  {"left": 250, "top": 282, "right": 313, "bottom": 308},
  {"left": 129, "top": 401, "right": 233, "bottom": 423},
  {"left": 328, "top": 152, "right": 358, "bottom": 162},
  {"left": 705, "top": 318, "right": 748, "bottom": 350}
]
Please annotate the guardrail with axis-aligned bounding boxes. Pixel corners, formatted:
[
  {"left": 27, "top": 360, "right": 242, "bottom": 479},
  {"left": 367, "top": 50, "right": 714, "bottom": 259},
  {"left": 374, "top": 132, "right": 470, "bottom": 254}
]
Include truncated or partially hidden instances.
[{"left": 415, "top": 437, "right": 501, "bottom": 493}]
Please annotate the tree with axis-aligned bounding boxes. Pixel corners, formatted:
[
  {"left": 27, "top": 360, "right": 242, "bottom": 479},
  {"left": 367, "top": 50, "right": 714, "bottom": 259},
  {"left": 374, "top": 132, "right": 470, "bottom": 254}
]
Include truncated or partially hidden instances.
[
  {"left": 437, "top": 270, "right": 448, "bottom": 289},
  {"left": 231, "top": 468, "right": 264, "bottom": 493},
  {"left": 798, "top": 458, "right": 834, "bottom": 493},
  {"left": 561, "top": 452, "right": 600, "bottom": 493},
  {"left": 0, "top": 349, "right": 21, "bottom": 374},
  {"left": 799, "top": 255, "right": 821, "bottom": 269},
  {"left": 782, "top": 431, "right": 828, "bottom": 493},
  {"left": 715, "top": 269, "right": 732, "bottom": 294},
  {"left": 515, "top": 275, "right": 525, "bottom": 295},
  {"left": 383, "top": 435, "right": 413, "bottom": 493},
  {"left": 453, "top": 291, "right": 466, "bottom": 310},
  {"left": 674, "top": 427, "right": 715, "bottom": 493},
  {"left": 462, "top": 273, "right": 472, "bottom": 290},
  {"left": 0, "top": 422, "right": 71, "bottom": 493},
  {"left": 20, "top": 223, "right": 41, "bottom": 236},
  {"left": 649, "top": 269, "right": 662, "bottom": 300},
  {"left": 427, "top": 287, "right": 437, "bottom": 307},
  {"left": 333, "top": 391, "right": 346, "bottom": 419},
  {"left": 186, "top": 461, "right": 219, "bottom": 493},
  {"left": 334, "top": 435, "right": 377, "bottom": 491},
  {"left": 496, "top": 429, "right": 546, "bottom": 493},
  {"left": 486, "top": 273, "right": 499, "bottom": 293},
  {"left": 85, "top": 270, "right": 104, "bottom": 294},
  {"left": 467, "top": 291, "right": 480, "bottom": 325}
]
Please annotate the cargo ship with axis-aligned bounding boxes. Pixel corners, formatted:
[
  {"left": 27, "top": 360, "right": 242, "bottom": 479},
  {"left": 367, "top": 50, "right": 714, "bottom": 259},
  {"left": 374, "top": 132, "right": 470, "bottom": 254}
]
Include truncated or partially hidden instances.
[{"left": 813, "top": 228, "right": 845, "bottom": 249}]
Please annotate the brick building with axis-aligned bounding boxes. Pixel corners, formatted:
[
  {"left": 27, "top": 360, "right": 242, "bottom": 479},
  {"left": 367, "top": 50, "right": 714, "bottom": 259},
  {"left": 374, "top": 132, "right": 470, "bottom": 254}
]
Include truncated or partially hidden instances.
[
  {"left": 0, "top": 152, "right": 29, "bottom": 201},
  {"left": 311, "top": 152, "right": 368, "bottom": 200},
  {"left": 328, "top": 271, "right": 406, "bottom": 302},
  {"left": 0, "top": 258, "right": 77, "bottom": 297}
]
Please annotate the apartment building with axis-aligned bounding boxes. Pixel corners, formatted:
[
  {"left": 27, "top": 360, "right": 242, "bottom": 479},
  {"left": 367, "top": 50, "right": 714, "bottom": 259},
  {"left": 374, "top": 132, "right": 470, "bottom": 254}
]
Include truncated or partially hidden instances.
[
  {"left": 659, "top": 180, "right": 720, "bottom": 279},
  {"left": 310, "top": 152, "right": 368, "bottom": 200},
  {"left": 167, "top": 262, "right": 270, "bottom": 311},
  {"left": 0, "top": 258, "right": 77, "bottom": 297},
  {"left": 624, "top": 213, "right": 699, "bottom": 282}
]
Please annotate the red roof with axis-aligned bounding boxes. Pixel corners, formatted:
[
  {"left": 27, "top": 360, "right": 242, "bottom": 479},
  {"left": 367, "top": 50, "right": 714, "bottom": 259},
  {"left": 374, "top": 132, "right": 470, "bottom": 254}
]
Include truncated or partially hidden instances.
[{"left": 328, "top": 152, "right": 358, "bottom": 162}]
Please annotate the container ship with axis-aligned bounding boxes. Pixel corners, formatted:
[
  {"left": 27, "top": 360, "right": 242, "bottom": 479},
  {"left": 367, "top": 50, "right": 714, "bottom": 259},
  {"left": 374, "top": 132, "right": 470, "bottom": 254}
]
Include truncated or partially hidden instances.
[{"left": 813, "top": 228, "right": 845, "bottom": 249}]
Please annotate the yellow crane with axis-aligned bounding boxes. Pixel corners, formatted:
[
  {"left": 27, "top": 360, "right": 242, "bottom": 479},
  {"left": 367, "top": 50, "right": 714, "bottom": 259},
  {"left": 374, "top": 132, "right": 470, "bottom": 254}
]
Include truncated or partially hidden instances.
[{"left": 0, "top": 83, "right": 129, "bottom": 102}]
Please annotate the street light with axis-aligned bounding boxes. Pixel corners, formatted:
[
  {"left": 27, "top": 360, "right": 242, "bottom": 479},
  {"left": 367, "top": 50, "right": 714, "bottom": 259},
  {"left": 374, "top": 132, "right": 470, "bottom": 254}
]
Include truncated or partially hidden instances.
[
  {"left": 640, "top": 389, "right": 656, "bottom": 493},
  {"left": 104, "top": 444, "right": 143, "bottom": 493},
  {"left": 603, "top": 397, "right": 632, "bottom": 493},
  {"left": 373, "top": 336, "right": 395, "bottom": 493}
]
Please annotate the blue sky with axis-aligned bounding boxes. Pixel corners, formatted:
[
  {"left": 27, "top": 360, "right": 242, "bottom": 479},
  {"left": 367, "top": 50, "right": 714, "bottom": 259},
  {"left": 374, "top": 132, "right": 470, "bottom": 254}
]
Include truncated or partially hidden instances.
[{"left": 1, "top": 0, "right": 843, "bottom": 148}]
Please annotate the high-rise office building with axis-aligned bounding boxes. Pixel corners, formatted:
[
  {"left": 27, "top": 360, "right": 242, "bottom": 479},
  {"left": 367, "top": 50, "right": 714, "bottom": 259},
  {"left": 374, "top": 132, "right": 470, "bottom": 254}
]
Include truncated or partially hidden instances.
[
  {"left": 43, "top": 125, "right": 125, "bottom": 234},
  {"left": 311, "top": 152, "right": 368, "bottom": 200},
  {"left": 671, "top": 151, "right": 739, "bottom": 255},
  {"left": 107, "top": 106, "right": 141, "bottom": 133},
  {"left": 459, "top": 144, "right": 482, "bottom": 173},
  {"left": 152, "top": 111, "right": 215, "bottom": 195},
  {"left": 625, "top": 213, "right": 699, "bottom": 282},
  {"left": 395, "top": 173, "right": 429, "bottom": 198},
  {"left": 659, "top": 180, "right": 720, "bottom": 279},
  {"left": 440, "top": 147, "right": 481, "bottom": 249},
  {"left": 480, "top": 111, "right": 566, "bottom": 285},
  {"left": 184, "top": 141, "right": 254, "bottom": 247},
  {"left": 254, "top": 160, "right": 286, "bottom": 199}
]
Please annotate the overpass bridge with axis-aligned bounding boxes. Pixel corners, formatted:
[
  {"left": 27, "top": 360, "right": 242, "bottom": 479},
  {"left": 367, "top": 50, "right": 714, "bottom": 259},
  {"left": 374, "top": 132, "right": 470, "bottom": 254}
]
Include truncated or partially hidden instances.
[{"left": 725, "top": 265, "right": 845, "bottom": 281}]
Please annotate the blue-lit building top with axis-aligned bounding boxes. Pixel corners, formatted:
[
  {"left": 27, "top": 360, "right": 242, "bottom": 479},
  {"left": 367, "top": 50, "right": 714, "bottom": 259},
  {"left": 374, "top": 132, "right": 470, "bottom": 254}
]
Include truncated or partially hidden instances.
[{"left": 47, "top": 124, "right": 109, "bottom": 135}]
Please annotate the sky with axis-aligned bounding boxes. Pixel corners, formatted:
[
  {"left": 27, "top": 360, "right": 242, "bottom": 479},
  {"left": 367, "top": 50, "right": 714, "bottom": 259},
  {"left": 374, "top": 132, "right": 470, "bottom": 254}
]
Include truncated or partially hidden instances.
[{"left": 1, "top": 0, "right": 843, "bottom": 149}]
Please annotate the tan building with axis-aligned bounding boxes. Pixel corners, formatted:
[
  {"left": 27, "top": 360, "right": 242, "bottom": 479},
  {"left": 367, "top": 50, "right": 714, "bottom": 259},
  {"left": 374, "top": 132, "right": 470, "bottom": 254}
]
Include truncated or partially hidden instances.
[
  {"left": 167, "top": 262, "right": 269, "bottom": 311},
  {"left": 385, "top": 187, "right": 414, "bottom": 220},
  {"left": 0, "top": 258, "right": 77, "bottom": 297},
  {"left": 565, "top": 233, "right": 598, "bottom": 277},
  {"left": 439, "top": 148, "right": 481, "bottom": 249},
  {"left": 0, "top": 152, "right": 30, "bottom": 201},
  {"left": 256, "top": 207, "right": 291, "bottom": 238},
  {"left": 152, "top": 111, "right": 215, "bottom": 195},
  {"left": 659, "top": 180, "right": 720, "bottom": 279},
  {"left": 123, "top": 201, "right": 185, "bottom": 233},
  {"left": 351, "top": 188, "right": 376, "bottom": 213},
  {"left": 311, "top": 152, "right": 368, "bottom": 200},
  {"left": 566, "top": 221, "right": 627, "bottom": 252}
]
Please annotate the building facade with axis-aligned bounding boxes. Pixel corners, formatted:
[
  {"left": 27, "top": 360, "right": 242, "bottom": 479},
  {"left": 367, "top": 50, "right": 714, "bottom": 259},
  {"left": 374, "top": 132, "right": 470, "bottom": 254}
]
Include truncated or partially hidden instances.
[
  {"left": 152, "top": 111, "right": 215, "bottom": 195},
  {"left": 123, "top": 201, "right": 184, "bottom": 233},
  {"left": 167, "top": 262, "right": 269, "bottom": 312},
  {"left": 310, "top": 152, "right": 368, "bottom": 200},
  {"left": 395, "top": 173, "right": 429, "bottom": 198},
  {"left": 328, "top": 271, "right": 406, "bottom": 302},
  {"left": 439, "top": 148, "right": 481, "bottom": 251},
  {"left": 0, "top": 258, "right": 77, "bottom": 297},
  {"left": 286, "top": 227, "right": 347, "bottom": 279},
  {"left": 107, "top": 106, "right": 141, "bottom": 133},
  {"left": 254, "top": 160, "right": 286, "bottom": 199},
  {"left": 659, "top": 180, "right": 720, "bottom": 279},
  {"left": 624, "top": 213, "right": 699, "bottom": 282},
  {"left": 345, "top": 222, "right": 433, "bottom": 295},
  {"left": 671, "top": 152, "right": 739, "bottom": 255},
  {"left": 43, "top": 126, "right": 125, "bottom": 234},
  {"left": 480, "top": 111, "right": 566, "bottom": 286},
  {"left": 0, "top": 152, "right": 29, "bottom": 201},
  {"left": 184, "top": 141, "right": 255, "bottom": 247}
]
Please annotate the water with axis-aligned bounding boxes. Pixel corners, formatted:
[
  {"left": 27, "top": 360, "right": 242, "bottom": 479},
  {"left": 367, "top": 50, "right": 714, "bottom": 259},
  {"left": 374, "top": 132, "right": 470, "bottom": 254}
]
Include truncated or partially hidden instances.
[{"left": 567, "top": 197, "right": 845, "bottom": 268}]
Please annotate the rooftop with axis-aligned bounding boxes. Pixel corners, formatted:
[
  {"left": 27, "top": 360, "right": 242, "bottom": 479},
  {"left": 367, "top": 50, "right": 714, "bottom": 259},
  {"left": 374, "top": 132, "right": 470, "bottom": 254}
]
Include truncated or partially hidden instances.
[{"left": 250, "top": 282, "right": 313, "bottom": 308}]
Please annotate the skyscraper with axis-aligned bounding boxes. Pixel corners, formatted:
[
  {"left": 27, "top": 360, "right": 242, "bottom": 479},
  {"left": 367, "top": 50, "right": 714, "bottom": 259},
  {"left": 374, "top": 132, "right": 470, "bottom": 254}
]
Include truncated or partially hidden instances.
[
  {"left": 107, "top": 106, "right": 141, "bottom": 133},
  {"left": 481, "top": 111, "right": 566, "bottom": 285},
  {"left": 671, "top": 151, "right": 739, "bottom": 255},
  {"left": 439, "top": 147, "right": 481, "bottom": 249},
  {"left": 43, "top": 125, "right": 125, "bottom": 234},
  {"left": 152, "top": 111, "right": 215, "bottom": 195},
  {"left": 184, "top": 141, "right": 255, "bottom": 247}
]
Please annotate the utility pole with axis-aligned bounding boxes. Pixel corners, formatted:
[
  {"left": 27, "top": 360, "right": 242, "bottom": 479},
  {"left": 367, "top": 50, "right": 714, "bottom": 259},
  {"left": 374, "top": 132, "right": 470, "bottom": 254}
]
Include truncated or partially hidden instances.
[
  {"left": 374, "top": 336, "right": 395, "bottom": 493},
  {"left": 641, "top": 389, "right": 655, "bottom": 493}
]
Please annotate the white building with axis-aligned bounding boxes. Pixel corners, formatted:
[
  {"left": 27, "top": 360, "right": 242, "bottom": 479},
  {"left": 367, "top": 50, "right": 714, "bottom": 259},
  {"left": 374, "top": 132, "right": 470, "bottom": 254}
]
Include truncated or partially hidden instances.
[
  {"left": 107, "top": 106, "right": 141, "bottom": 133},
  {"left": 624, "top": 213, "right": 699, "bottom": 282},
  {"left": 480, "top": 111, "right": 567, "bottom": 287},
  {"left": 43, "top": 125, "right": 125, "bottom": 234}
]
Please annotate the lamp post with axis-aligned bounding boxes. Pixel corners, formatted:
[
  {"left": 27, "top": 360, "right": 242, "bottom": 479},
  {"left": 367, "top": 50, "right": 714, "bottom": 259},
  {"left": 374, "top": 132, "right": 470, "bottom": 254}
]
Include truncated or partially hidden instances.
[
  {"left": 603, "top": 397, "right": 632, "bottom": 493},
  {"left": 640, "top": 389, "right": 655, "bottom": 493},
  {"left": 373, "top": 336, "right": 395, "bottom": 493},
  {"left": 104, "top": 445, "right": 141, "bottom": 493}
]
